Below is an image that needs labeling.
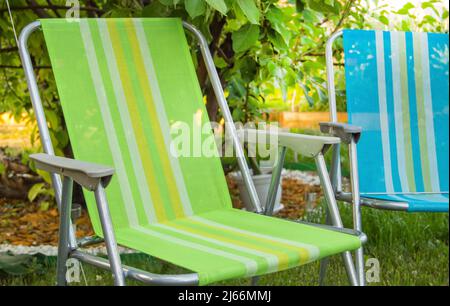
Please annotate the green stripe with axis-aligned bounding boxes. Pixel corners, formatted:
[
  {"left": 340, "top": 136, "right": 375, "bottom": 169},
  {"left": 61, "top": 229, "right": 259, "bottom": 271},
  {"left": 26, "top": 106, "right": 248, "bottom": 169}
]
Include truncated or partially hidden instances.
[
  {"left": 413, "top": 33, "right": 432, "bottom": 191},
  {"left": 398, "top": 33, "right": 416, "bottom": 192}
]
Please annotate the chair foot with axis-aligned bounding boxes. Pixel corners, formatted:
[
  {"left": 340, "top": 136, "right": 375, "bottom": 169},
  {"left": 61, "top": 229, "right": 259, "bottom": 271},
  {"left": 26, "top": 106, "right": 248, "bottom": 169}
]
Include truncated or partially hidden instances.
[
  {"left": 319, "top": 258, "right": 329, "bottom": 286},
  {"left": 250, "top": 276, "right": 260, "bottom": 286}
]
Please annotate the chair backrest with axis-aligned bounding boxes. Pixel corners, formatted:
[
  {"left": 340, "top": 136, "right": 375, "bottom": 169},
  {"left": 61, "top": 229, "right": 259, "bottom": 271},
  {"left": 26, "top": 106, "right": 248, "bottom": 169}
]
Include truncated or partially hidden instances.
[
  {"left": 41, "top": 18, "right": 232, "bottom": 233},
  {"left": 343, "top": 29, "right": 449, "bottom": 195}
]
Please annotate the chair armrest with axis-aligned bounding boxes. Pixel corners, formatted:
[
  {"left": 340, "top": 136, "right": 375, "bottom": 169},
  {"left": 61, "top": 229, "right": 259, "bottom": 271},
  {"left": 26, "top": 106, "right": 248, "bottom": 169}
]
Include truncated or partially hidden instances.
[
  {"left": 30, "top": 153, "right": 115, "bottom": 191},
  {"left": 237, "top": 129, "right": 340, "bottom": 157},
  {"left": 319, "top": 122, "right": 362, "bottom": 144}
]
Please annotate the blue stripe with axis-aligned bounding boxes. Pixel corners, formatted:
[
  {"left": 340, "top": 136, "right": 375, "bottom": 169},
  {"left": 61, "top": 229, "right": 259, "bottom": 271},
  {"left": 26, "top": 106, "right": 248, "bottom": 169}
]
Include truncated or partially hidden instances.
[
  {"left": 405, "top": 32, "right": 425, "bottom": 192},
  {"left": 383, "top": 31, "right": 402, "bottom": 192},
  {"left": 428, "top": 33, "right": 449, "bottom": 192},
  {"left": 344, "top": 30, "right": 386, "bottom": 193}
]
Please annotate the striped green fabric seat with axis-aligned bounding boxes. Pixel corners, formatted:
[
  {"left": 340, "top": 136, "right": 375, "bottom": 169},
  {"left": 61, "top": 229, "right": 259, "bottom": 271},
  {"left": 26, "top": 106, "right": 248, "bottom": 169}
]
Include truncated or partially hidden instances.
[{"left": 41, "top": 18, "right": 361, "bottom": 285}]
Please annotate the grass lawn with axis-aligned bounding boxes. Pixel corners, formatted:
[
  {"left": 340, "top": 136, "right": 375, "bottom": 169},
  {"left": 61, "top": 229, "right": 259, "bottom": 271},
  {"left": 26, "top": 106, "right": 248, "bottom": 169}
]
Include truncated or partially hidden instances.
[{"left": 1, "top": 202, "right": 448, "bottom": 286}]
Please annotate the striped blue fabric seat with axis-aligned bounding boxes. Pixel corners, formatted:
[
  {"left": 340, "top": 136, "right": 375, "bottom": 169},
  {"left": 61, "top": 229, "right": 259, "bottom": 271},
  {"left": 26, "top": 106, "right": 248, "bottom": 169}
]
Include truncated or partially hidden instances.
[{"left": 343, "top": 30, "right": 449, "bottom": 212}]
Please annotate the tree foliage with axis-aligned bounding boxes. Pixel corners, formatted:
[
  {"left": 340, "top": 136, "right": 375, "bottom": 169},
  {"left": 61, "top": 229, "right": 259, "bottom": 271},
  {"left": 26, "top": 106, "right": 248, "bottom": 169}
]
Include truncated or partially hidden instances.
[{"left": 0, "top": 0, "right": 448, "bottom": 160}]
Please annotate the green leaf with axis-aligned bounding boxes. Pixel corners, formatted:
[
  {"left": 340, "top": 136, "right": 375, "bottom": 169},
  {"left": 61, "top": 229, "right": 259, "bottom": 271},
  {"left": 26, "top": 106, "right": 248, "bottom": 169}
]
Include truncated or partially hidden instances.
[
  {"left": 185, "top": 0, "right": 206, "bottom": 18},
  {"left": 266, "top": 7, "right": 291, "bottom": 46},
  {"left": 296, "top": 0, "right": 306, "bottom": 12},
  {"left": 396, "top": 2, "right": 415, "bottom": 15},
  {"left": 39, "top": 201, "right": 50, "bottom": 211},
  {"left": 268, "top": 31, "right": 288, "bottom": 50},
  {"left": 0, "top": 162, "right": 5, "bottom": 175},
  {"left": 0, "top": 253, "right": 35, "bottom": 276},
  {"left": 205, "top": 0, "right": 228, "bottom": 15},
  {"left": 214, "top": 55, "right": 228, "bottom": 68},
  {"left": 142, "top": 2, "right": 171, "bottom": 17},
  {"left": 28, "top": 183, "right": 45, "bottom": 203},
  {"left": 232, "top": 24, "right": 260, "bottom": 53},
  {"left": 307, "top": 0, "right": 338, "bottom": 14},
  {"left": 44, "top": 110, "right": 59, "bottom": 130},
  {"left": 379, "top": 15, "right": 389, "bottom": 26},
  {"left": 236, "top": 0, "right": 260, "bottom": 24}
]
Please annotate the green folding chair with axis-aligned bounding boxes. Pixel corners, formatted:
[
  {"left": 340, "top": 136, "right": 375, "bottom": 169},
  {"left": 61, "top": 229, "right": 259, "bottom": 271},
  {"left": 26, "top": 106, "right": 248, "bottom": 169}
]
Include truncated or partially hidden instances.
[{"left": 19, "top": 18, "right": 365, "bottom": 286}]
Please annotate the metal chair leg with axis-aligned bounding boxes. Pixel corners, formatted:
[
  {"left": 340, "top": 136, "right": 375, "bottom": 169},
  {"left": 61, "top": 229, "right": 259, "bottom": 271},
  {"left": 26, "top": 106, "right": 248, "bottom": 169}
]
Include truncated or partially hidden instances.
[
  {"left": 349, "top": 139, "right": 366, "bottom": 286},
  {"left": 56, "top": 176, "right": 73, "bottom": 286},
  {"left": 250, "top": 146, "right": 287, "bottom": 286},
  {"left": 315, "top": 152, "right": 359, "bottom": 286},
  {"left": 319, "top": 257, "right": 330, "bottom": 286},
  {"left": 94, "top": 184, "right": 126, "bottom": 286},
  {"left": 250, "top": 276, "right": 260, "bottom": 286},
  {"left": 318, "top": 209, "right": 332, "bottom": 286}
]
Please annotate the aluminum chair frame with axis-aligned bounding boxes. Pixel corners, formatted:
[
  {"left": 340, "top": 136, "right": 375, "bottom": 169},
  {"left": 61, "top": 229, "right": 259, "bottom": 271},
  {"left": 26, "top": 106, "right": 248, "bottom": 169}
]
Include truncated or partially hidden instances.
[{"left": 19, "top": 20, "right": 363, "bottom": 286}]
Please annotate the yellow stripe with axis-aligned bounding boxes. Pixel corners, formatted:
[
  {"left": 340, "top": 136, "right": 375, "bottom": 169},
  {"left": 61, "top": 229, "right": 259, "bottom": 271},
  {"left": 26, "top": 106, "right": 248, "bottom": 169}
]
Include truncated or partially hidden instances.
[
  {"left": 123, "top": 19, "right": 186, "bottom": 219},
  {"left": 398, "top": 33, "right": 416, "bottom": 192},
  {"left": 165, "top": 221, "right": 293, "bottom": 271},
  {"left": 185, "top": 218, "right": 310, "bottom": 263},
  {"left": 106, "top": 21, "right": 168, "bottom": 222}
]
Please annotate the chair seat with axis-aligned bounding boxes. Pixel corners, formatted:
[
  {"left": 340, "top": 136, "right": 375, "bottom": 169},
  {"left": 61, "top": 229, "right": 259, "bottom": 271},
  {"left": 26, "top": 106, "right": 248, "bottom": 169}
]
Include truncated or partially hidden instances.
[
  {"left": 363, "top": 193, "right": 449, "bottom": 212},
  {"left": 115, "top": 208, "right": 361, "bottom": 285}
]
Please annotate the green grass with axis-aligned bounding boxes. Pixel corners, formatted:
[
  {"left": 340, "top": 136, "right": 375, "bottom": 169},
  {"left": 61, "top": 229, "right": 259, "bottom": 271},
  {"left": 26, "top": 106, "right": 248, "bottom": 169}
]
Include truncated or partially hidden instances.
[{"left": 1, "top": 202, "right": 448, "bottom": 286}]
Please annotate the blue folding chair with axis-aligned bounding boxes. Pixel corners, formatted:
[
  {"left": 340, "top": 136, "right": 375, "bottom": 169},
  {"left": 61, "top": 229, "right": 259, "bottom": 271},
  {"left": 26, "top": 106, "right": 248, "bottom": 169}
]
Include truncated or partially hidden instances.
[{"left": 321, "top": 29, "right": 449, "bottom": 285}]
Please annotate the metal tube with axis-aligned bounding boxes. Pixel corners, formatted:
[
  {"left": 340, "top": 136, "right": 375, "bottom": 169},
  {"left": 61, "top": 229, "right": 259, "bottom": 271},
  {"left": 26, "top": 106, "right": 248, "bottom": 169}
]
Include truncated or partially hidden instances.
[
  {"left": 94, "top": 184, "right": 125, "bottom": 286},
  {"left": 315, "top": 152, "right": 359, "bottom": 286},
  {"left": 349, "top": 139, "right": 365, "bottom": 286},
  {"left": 70, "top": 250, "right": 199, "bottom": 286},
  {"left": 319, "top": 205, "right": 332, "bottom": 286},
  {"left": 56, "top": 176, "right": 73, "bottom": 286},
  {"left": 183, "top": 22, "right": 263, "bottom": 214},
  {"left": 325, "top": 30, "right": 343, "bottom": 123},
  {"left": 330, "top": 144, "right": 342, "bottom": 193},
  {"left": 336, "top": 192, "right": 410, "bottom": 211},
  {"left": 325, "top": 31, "right": 344, "bottom": 194},
  {"left": 264, "top": 146, "right": 287, "bottom": 215},
  {"left": 18, "top": 21, "right": 77, "bottom": 249},
  {"left": 77, "top": 236, "right": 104, "bottom": 248}
]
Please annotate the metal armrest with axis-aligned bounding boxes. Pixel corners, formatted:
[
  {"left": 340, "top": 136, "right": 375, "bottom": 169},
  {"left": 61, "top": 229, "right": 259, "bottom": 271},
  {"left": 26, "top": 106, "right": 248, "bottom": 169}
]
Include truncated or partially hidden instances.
[
  {"left": 30, "top": 153, "right": 114, "bottom": 191},
  {"left": 237, "top": 129, "right": 340, "bottom": 157},
  {"left": 319, "top": 122, "right": 362, "bottom": 144}
]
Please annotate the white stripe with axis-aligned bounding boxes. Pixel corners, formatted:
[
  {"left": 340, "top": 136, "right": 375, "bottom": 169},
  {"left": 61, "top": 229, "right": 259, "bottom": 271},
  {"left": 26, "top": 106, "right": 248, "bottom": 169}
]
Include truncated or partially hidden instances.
[
  {"left": 191, "top": 216, "right": 320, "bottom": 260},
  {"left": 133, "top": 226, "right": 258, "bottom": 276},
  {"left": 419, "top": 32, "right": 441, "bottom": 192},
  {"left": 96, "top": 19, "right": 157, "bottom": 223},
  {"left": 375, "top": 31, "right": 394, "bottom": 193},
  {"left": 390, "top": 32, "right": 410, "bottom": 192},
  {"left": 79, "top": 20, "right": 138, "bottom": 226},
  {"left": 362, "top": 191, "right": 445, "bottom": 195},
  {"left": 133, "top": 19, "right": 194, "bottom": 217},
  {"left": 155, "top": 223, "right": 279, "bottom": 273}
]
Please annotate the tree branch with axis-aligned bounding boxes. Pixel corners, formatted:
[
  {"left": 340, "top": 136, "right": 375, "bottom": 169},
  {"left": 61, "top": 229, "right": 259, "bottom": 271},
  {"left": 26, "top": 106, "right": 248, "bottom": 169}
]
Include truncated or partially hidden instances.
[
  {"left": 0, "top": 65, "right": 51, "bottom": 69},
  {"left": 25, "top": 0, "right": 51, "bottom": 18},
  {"left": 0, "top": 5, "right": 104, "bottom": 14},
  {"left": 46, "top": 0, "right": 61, "bottom": 17},
  {"left": 0, "top": 47, "right": 17, "bottom": 54}
]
